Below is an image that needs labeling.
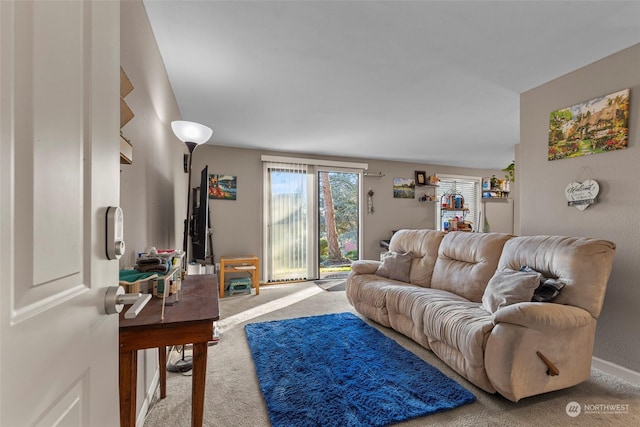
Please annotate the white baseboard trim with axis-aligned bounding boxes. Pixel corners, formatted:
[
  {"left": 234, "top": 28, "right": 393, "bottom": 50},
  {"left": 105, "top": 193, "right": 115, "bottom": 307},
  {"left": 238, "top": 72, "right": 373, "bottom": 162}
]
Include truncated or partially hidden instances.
[
  {"left": 136, "top": 369, "right": 160, "bottom": 427},
  {"left": 592, "top": 357, "right": 640, "bottom": 386}
]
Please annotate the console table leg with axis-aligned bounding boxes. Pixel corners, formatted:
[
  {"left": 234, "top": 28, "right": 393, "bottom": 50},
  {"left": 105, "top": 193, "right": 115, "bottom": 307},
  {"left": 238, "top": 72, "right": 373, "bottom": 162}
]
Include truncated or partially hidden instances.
[
  {"left": 191, "top": 342, "right": 208, "bottom": 427},
  {"left": 119, "top": 350, "right": 137, "bottom": 427},
  {"left": 159, "top": 346, "right": 167, "bottom": 399}
]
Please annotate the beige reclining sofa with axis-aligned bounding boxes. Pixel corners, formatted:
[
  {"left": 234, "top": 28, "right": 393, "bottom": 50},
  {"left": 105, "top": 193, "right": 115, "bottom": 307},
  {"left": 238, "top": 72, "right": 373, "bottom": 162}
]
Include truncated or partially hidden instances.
[{"left": 346, "top": 229, "right": 616, "bottom": 401}]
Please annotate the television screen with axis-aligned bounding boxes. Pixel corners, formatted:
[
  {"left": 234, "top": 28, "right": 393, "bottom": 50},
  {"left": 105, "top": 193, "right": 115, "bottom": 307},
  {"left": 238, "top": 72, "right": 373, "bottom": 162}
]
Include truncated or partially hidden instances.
[{"left": 191, "top": 165, "right": 209, "bottom": 260}]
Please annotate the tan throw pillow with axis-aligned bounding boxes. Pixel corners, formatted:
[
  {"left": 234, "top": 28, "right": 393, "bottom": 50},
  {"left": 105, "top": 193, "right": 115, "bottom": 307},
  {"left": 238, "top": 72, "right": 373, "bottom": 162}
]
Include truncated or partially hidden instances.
[
  {"left": 482, "top": 269, "right": 542, "bottom": 313},
  {"left": 375, "top": 251, "right": 412, "bottom": 282}
]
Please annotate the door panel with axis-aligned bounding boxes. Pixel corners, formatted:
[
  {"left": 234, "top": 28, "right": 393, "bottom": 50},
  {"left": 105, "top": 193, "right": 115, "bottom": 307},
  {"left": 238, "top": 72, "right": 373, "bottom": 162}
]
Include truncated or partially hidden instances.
[
  {"left": 1, "top": 1, "right": 120, "bottom": 426},
  {"left": 33, "top": 377, "right": 87, "bottom": 427},
  {"left": 264, "top": 163, "right": 312, "bottom": 282},
  {"left": 13, "top": 0, "right": 85, "bottom": 315},
  {"left": 318, "top": 170, "right": 361, "bottom": 279}
]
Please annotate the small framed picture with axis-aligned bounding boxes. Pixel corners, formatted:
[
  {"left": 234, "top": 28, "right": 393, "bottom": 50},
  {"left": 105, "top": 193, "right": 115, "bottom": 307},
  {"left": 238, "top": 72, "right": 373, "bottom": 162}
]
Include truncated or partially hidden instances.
[
  {"left": 209, "top": 174, "right": 237, "bottom": 200},
  {"left": 415, "top": 171, "right": 426, "bottom": 186}
]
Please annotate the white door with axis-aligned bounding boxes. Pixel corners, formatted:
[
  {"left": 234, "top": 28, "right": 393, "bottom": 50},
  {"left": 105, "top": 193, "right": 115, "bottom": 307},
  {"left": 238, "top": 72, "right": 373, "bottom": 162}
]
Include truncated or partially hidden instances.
[{"left": 1, "top": 1, "right": 120, "bottom": 426}]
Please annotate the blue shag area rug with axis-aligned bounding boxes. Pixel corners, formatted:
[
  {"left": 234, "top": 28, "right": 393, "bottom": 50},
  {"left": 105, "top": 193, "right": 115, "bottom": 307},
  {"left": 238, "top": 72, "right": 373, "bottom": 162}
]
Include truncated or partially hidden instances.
[{"left": 244, "top": 312, "right": 475, "bottom": 427}]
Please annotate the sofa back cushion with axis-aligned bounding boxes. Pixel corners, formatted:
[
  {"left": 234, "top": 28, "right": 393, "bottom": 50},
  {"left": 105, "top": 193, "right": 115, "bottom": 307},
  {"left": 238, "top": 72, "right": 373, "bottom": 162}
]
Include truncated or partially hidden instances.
[
  {"left": 431, "top": 232, "right": 513, "bottom": 302},
  {"left": 496, "top": 235, "right": 616, "bottom": 318},
  {"left": 388, "top": 229, "right": 446, "bottom": 287}
]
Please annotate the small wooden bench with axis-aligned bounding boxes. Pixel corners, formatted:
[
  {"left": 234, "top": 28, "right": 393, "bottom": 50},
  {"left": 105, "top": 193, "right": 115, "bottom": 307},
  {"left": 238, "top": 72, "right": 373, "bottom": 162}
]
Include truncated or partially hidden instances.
[{"left": 219, "top": 256, "right": 260, "bottom": 298}]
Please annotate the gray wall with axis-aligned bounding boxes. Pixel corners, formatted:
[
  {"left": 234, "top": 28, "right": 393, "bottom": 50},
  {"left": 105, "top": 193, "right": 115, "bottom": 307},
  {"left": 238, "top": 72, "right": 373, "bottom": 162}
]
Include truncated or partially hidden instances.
[
  {"left": 520, "top": 43, "right": 640, "bottom": 373},
  {"left": 120, "top": 0, "right": 186, "bottom": 420},
  {"left": 120, "top": 3, "right": 186, "bottom": 266},
  {"left": 189, "top": 145, "right": 506, "bottom": 266}
]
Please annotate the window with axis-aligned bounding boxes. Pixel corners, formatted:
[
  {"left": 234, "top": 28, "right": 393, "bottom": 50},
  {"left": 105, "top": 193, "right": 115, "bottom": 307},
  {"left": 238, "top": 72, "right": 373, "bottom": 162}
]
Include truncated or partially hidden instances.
[{"left": 436, "top": 175, "right": 481, "bottom": 232}]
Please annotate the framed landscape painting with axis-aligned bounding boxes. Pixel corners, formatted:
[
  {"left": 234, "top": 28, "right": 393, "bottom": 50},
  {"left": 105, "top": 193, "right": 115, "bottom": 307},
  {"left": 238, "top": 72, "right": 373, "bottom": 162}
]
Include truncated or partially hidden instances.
[
  {"left": 393, "top": 178, "right": 415, "bottom": 199},
  {"left": 548, "top": 89, "right": 629, "bottom": 161},
  {"left": 209, "top": 174, "right": 237, "bottom": 200}
]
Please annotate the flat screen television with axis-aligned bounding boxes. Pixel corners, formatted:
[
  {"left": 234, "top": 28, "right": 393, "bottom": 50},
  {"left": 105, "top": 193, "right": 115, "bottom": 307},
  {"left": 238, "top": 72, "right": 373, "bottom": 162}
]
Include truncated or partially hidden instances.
[{"left": 191, "top": 165, "right": 209, "bottom": 261}]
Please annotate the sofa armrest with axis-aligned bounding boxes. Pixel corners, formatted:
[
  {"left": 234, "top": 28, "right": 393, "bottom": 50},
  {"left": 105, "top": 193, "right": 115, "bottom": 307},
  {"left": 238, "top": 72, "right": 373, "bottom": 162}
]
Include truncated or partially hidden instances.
[
  {"left": 350, "top": 260, "right": 381, "bottom": 275},
  {"left": 493, "top": 302, "right": 592, "bottom": 332}
]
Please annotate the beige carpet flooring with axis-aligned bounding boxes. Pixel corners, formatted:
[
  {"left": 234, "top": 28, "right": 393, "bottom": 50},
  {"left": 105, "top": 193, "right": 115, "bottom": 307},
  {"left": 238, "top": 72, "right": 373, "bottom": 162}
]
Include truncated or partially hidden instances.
[{"left": 143, "top": 281, "right": 640, "bottom": 427}]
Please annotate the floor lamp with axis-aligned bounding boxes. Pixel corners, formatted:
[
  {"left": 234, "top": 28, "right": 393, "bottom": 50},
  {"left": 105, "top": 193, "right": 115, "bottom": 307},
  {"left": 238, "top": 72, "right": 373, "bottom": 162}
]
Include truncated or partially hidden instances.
[
  {"left": 172, "top": 120, "right": 213, "bottom": 262},
  {"left": 168, "top": 120, "right": 213, "bottom": 373}
]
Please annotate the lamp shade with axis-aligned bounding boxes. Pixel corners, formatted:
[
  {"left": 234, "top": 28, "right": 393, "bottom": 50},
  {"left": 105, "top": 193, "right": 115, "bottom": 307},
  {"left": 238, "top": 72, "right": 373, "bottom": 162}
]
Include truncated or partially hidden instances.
[{"left": 171, "top": 120, "right": 213, "bottom": 144}]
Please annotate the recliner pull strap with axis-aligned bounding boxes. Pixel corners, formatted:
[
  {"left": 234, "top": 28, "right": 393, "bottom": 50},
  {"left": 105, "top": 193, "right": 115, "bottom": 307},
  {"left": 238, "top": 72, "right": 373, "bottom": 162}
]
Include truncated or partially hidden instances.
[{"left": 536, "top": 351, "right": 560, "bottom": 376}]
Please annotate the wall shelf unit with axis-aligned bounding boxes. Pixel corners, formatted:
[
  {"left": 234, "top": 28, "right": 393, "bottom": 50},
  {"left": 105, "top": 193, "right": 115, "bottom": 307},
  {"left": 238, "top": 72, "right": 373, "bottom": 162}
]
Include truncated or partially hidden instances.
[
  {"left": 418, "top": 184, "right": 439, "bottom": 202},
  {"left": 120, "top": 135, "right": 133, "bottom": 164},
  {"left": 120, "top": 67, "right": 134, "bottom": 164},
  {"left": 483, "top": 197, "right": 510, "bottom": 202},
  {"left": 438, "top": 183, "right": 473, "bottom": 232},
  {"left": 417, "top": 175, "right": 439, "bottom": 202}
]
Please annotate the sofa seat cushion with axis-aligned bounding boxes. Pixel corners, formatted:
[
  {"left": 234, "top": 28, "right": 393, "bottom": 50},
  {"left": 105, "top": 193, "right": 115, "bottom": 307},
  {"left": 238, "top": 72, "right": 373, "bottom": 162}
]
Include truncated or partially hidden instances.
[
  {"left": 345, "top": 273, "right": 407, "bottom": 327},
  {"left": 386, "top": 286, "right": 469, "bottom": 349},
  {"left": 422, "top": 296, "right": 496, "bottom": 392}
]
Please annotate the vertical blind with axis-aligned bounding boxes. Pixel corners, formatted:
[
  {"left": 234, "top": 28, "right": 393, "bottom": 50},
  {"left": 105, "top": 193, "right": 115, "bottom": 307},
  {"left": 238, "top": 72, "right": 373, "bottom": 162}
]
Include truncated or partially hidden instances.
[
  {"left": 264, "top": 162, "right": 309, "bottom": 282},
  {"left": 436, "top": 177, "right": 480, "bottom": 232}
]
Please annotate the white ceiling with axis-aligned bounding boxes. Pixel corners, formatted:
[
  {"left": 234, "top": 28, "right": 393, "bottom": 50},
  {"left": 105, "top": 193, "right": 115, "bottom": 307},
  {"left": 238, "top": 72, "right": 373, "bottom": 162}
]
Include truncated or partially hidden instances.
[{"left": 143, "top": 1, "right": 640, "bottom": 169}]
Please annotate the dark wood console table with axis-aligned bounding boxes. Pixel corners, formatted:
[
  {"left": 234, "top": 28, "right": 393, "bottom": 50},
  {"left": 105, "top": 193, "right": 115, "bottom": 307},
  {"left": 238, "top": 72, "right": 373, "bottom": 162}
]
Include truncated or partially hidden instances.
[{"left": 119, "top": 274, "right": 220, "bottom": 427}]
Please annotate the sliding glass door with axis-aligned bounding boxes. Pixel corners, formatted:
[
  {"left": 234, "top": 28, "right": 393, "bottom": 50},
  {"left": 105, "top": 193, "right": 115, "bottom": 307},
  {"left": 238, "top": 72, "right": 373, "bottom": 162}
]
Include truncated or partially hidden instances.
[
  {"left": 318, "top": 170, "right": 360, "bottom": 279},
  {"left": 263, "top": 159, "right": 363, "bottom": 282},
  {"left": 264, "top": 162, "right": 313, "bottom": 282}
]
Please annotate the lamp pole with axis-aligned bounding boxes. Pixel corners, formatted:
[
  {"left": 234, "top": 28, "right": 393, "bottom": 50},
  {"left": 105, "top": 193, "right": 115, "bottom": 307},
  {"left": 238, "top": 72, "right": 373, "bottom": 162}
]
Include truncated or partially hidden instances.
[
  {"left": 172, "top": 121, "right": 212, "bottom": 268},
  {"left": 183, "top": 141, "right": 198, "bottom": 265},
  {"left": 167, "top": 141, "right": 200, "bottom": 374},
  {"left": 169, "top": 121, "right": 212, "bottom": 373}
]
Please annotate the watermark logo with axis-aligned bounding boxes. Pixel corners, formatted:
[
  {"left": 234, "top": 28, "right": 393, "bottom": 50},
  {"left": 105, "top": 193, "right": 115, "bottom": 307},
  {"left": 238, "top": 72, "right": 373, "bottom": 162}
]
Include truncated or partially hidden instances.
[
  {"left": 565, "top": 400, "right": 630, "bottom": 417},
  {"left": 566, "top": 401, "right": 581, "bottom": 417},
  {"left": 583, "top": 403, "right": 630, "bottom": 415}
]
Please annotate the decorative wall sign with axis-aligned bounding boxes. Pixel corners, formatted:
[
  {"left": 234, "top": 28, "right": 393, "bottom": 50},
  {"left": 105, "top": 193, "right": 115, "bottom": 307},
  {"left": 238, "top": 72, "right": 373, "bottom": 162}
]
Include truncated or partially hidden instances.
[
  {"left": 209, "top": 174, "right": 237, "bottom": 200},
  {"left": 548, "top": 88, "right": 629, "bottom": 161},
  {"left": 565, "top": 179, "right": 599, "bottom": 211}
]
